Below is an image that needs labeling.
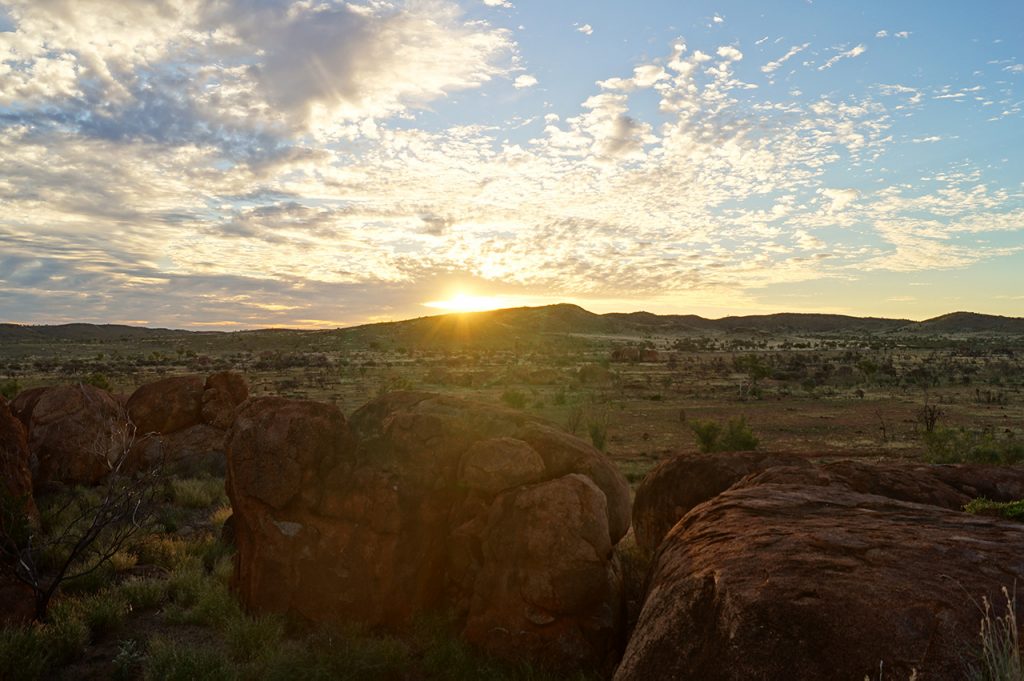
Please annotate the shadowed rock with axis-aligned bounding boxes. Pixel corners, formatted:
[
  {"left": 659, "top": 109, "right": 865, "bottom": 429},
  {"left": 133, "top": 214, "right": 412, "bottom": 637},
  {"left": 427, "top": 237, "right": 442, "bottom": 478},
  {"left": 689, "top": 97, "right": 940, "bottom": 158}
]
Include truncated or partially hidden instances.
[
  {"left": 226, "top": 391, "right": 630, "bottom": 673},
  {"left": 127, "top": 375, "right": 205, "bottom": 435},
  {"left": 0, "top": 396, "right": 37, "bottom": 521},
  {"left": 25, "top": 384, "right": 122, "bottom": 486}
]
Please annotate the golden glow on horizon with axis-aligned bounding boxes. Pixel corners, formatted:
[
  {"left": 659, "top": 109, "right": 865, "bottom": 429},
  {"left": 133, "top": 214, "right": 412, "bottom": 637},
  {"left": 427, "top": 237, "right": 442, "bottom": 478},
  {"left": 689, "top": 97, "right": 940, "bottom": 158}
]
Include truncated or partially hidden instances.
[{"left": 423, "top": 293, "right": 512, "bottom": 314}]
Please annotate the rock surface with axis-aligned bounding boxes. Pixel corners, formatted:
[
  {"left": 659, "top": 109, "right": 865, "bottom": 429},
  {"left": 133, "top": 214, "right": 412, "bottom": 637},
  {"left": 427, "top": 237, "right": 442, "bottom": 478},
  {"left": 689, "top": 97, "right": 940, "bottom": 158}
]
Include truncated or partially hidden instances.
[
  {"left": 126, "top": 375, "right": 205, "bottom": 435},
  {"left": 0, "top": 397, "right": 37, "bottom": 520},
  {"left": 631, "top": 451, "right": 811, "bottom": 555},
  {"left": 25, "top": 384, "right": 123, "bottom": 486},
  {"left": 616, "top": 481, "right": 1024, "bottom": 681},
  {"left": 226, "top": 391, "right": 630, "bottom": 673},
  {"left": 201, "top": 371, "right": 249, "bottom": 430}
]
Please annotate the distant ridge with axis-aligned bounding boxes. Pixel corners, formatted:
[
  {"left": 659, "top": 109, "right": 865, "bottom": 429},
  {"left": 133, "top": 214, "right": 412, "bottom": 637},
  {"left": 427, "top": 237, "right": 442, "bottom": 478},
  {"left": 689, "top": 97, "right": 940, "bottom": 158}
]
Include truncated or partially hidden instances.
[{"left": 2, "top": 306, "right": 1022, "bottom": 344}]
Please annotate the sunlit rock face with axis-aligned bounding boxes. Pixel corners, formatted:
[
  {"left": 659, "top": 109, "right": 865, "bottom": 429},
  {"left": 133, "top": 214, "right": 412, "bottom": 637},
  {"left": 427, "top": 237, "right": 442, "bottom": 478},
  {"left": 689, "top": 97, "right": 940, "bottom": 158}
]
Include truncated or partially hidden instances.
[
  {"left": 618, "top": 455, "right": 1024, "bottom": 681},
  {"left": 225, "top": 391, "right": 631, "bottom": 674}
]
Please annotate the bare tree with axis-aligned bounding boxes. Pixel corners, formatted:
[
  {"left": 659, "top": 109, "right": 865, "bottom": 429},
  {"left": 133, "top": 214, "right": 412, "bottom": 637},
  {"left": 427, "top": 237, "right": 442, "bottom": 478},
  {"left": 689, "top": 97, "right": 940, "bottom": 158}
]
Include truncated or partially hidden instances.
[{"left": 0, "top": 409, "right": 161, "bottom": 621}]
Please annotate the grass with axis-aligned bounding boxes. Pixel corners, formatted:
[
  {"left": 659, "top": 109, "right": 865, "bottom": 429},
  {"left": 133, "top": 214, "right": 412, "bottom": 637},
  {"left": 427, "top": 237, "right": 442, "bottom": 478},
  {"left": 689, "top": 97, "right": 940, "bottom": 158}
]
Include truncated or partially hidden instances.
[
  {"left": 964, "top": 498, "right": 1024, "bottom": 521},
  {"left": 169, "top": 477, "right": 227, "bottom": 509},
  {"left": 966, "top": 586, "right": 1022, "bottom": 681}
]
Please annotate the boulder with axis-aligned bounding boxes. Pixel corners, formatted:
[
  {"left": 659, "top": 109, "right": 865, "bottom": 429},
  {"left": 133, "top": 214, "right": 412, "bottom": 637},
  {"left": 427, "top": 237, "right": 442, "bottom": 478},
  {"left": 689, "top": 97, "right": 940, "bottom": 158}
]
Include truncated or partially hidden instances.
[
  {"left": 631, "top": 451, "right": 811, "bottom": 555},
  {"left": 201, "top": 371, "right": 248, "bottom": 430},
  {"left": 126, "top": 375, "right": 205, "bottom": 435},
  {"left": 226, "top": 391, "right": 630, "bottom": 673},
  {"left": 9, "top": 387, "right": 49, "bottom": 430},
  {"left": 0, "top": 397, "right": 37, "bottom": 521},
  {"left": 129, "top": 424, "right": 227, "bottom": 476},
  {"left": 26, "top": 384, "right": 123, "bottom": 486},
  {"left": 616, "top": 481, "right": 1024, "bottom": 681}
]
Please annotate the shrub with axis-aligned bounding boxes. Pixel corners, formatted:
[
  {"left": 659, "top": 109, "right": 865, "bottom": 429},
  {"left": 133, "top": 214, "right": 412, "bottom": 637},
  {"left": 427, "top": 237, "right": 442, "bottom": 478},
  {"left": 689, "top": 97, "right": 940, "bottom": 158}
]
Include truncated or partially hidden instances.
[
  {"left": 0, "top": 379, "right": 21, "bottom": 400},
  {"left": 964, "top": 498, "right": 1024, "bottom": 522},
  {"left": 690, "top": 417, "right": 759, "bottom": 453},
  {"left": 501, "top": 389, "right": 528, "bottom": 410},
  {"left": 0, "top": 626, "right": 51, "bottom": 681},
  {"left": 923, "top": 428, "right": 1024, "bottom": 465}
]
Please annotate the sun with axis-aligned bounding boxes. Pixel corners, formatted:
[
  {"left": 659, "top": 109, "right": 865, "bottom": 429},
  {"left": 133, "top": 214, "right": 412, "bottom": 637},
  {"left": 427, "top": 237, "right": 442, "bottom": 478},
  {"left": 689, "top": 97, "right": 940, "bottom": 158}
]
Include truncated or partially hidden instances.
[{"left": 422, "top": 292, "right": 510, "bottom": 314}]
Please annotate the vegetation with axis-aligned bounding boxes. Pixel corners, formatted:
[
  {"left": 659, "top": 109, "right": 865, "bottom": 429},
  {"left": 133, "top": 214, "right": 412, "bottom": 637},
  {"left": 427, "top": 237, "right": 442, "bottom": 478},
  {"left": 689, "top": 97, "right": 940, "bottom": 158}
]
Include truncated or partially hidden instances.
[
  {"left": 964, "top": 498, "right": 1024, "bottom": 522},
  {"left": 922, "top": 428, "right": 1024, "bottom": 465},
  {"left": 966, "top": 587, "right": 1022, "bottom": 681},
  {"left": 690, "top": 417, "right": 760, "bottom": 453}
]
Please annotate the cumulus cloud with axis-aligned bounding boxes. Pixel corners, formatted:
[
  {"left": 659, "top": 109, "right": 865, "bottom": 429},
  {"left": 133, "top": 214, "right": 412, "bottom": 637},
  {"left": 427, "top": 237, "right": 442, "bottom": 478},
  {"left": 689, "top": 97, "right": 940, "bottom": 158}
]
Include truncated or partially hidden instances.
[
  {"left": 514, "top": 74, "right": 538, "bottom": 89},
  {"left": 576, "top": 23, "right": 593, "bottom": 35},
  {"left": 820, "top": 188, "right": 861, "bottom": 212}
]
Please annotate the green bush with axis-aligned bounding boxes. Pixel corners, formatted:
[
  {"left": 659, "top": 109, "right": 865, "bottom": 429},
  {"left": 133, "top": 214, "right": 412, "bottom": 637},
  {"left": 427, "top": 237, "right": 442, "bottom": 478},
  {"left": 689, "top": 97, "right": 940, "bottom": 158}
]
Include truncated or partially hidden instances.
[
  {"left": 501, "top": 389, "right": 528, "bottom": 409},
  {"left": 0, "top": 379, "right": 21, "bottom": 400},
  {"left": 690, "top": 417, "right": 759, "bottom": 453},
  {"left": 0, "top": 626, "right": 52, "bottom": 681},
  {"left": 923, "top": 428, "right": 1024, "bottom": 465},
  {"left": 964, "top": 498, "right": 1024, "bottom": 522}
]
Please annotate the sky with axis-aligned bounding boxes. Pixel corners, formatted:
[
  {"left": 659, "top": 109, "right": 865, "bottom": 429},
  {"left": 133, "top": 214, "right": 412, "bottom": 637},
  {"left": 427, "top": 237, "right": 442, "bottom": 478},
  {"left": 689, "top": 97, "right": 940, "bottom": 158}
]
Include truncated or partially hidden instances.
[{"left": 0, "top": 0, "right": 1022, "bottom": 329}]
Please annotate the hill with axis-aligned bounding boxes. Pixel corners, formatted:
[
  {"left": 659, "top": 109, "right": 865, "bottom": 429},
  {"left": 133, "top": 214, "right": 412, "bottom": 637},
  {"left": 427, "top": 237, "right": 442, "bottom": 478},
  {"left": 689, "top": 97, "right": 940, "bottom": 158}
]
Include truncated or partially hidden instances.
[{"left": 2, "top": 306, "right": 1022, "bottom": 351}]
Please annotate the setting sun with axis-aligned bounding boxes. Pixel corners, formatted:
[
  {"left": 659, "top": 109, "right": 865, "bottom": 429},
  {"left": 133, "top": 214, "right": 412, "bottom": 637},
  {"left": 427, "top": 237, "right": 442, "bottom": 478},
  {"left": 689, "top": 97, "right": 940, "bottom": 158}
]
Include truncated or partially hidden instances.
[{"left": 423, "top": 293, "right": 511, "bottom": 314}]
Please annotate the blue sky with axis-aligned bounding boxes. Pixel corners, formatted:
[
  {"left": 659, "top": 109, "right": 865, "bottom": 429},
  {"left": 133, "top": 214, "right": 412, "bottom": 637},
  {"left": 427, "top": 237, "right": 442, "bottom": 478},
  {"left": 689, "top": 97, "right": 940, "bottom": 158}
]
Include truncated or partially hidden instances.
[{"left": 0, "top": 0, "right": 1021, "bottom": 328}]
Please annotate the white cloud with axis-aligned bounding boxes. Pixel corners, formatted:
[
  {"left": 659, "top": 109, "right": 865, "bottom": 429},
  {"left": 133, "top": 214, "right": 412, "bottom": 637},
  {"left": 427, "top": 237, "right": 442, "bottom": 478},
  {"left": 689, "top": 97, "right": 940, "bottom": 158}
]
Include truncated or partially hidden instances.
[
  {"left": 712, "top": 14, "right": 724, "bottom": 24},
  {"left": 762, "top": 43, "right": 809, "bottom": 74},
  {"left": 576, "top": 23, "right": 593, "bottom": 36},
  {"left": 1005, "top": 64, "right": 1024, "bottom": 74},
  {"left": 818, "top": 43, "right": 867, "bottom": 71},
  {"left": 513, "top": 74, "right": 538, "bottom": 89},
  {"left": 717, "top": 46, "right": 743, "bottom": 62},
  {"left": 820, "top": 188, "right": 861, "bottom": 212},
  {"left": 895, "top": 31, "right": 910, "bottom": 39},
  {"left": 875, "top": 30, "right": 889, "bottom": 38},
  {"left": 483, "top": 0, "right": 512, "bottom": 7}
]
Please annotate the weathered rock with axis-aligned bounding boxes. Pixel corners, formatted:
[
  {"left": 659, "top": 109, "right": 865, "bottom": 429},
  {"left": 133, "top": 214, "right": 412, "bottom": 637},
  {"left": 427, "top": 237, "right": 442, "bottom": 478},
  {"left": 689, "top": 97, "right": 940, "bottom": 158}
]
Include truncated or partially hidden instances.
[
  {"left": 27, "top": 384, "right": 123, "bottom": 485},
  {"left": 738, "top": 459, "right": 1024, "bottom": 510},
  {"left": 227, "top": 391, "right": 629, "bottom": 672},
  {"left": 130, "top": 424, "right": 227, "bottom": 476},
  {"left": 459, "top": 437, "right": 546, "bottom": 495},
  {"left": 631, "top": 451, "right": 811, "bottom": 555},
  {"left": 9, "top": 387, "right": 49, "bottom": 430},
  {"left": 0, "top": 397, "right": 37, "bottom": 521},
  {"left": 201, "top": 371, "right": 248, "bottom": 429},
  {"left": 463, "top": 474, "right": 622, "bottom": 673},
  {"left": 616, "top": 482, "right": 1024, "bottom": 681},
  {"left": 127, "top": 375, "right": 205, "bottom": 435}
]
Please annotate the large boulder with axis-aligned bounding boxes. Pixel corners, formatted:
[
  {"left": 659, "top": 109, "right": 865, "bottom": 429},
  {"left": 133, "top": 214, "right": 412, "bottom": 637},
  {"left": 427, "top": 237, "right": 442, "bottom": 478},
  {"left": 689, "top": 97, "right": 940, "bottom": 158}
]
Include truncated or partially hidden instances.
[
  {"left": 226, "top": 391, "right": 630, "bottom": 673},
  {"left": 616, "top": 481, "right": 1024, "bottom": 681},
  {"left": 25, "top": 384, "right": 123, "bottom": 486},
  {"left": 129, "top": 424, "right": 228, "bottom": 476},
  {"left": 126, "top": 375, "right": 205, "bottom": 435},
  {"left": 0, "top": 397, "right": 37, "bottom": 521},
  {"left": 8, "top": 387, "right": 49, "bottom": 430},
  {"left": 201, "top": 371, "right": 248, "bottom": 430},
  {"left": 631, "top": 451, "right": 811, "bottom": 555}
]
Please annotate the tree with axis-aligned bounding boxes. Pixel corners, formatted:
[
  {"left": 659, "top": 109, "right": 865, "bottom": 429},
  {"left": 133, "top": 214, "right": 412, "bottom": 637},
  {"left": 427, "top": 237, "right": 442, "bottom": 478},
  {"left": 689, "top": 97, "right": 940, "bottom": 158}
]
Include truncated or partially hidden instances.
[{"left": 0, "top": 410, "right": 161, "bottom": 621}]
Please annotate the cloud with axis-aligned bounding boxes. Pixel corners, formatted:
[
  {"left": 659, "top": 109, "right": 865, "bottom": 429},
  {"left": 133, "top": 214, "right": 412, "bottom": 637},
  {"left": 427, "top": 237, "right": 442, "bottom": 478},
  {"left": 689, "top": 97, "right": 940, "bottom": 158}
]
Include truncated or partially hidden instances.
[
  {"left": 717, "top": 46, "right": 743, "bottom": 62},
  {"left": 762, "top": 43, "right": 809, "bottom": 74},
  {"left": 875, "top": 30, "right": 888, "bottom": 38},
  {"left": 818, "top": 43, "right": 867, "bottom": 71},
  {"left": 576, "top": 23, "right": 593, "bottom": 35},
  {"left": 1005, "top": 64, "right": 1024, "bottom": 74},
  {"left": 514, "top": 74, "right": 538, "bottom": 89},
  {"left": 483, "top": 0, "right": 512, "bottom": 6},
  {"left": 820, "top": 188, "right": 861, "bottom": 212},
  {"left": 712, "top": 14, "right": 724, "bottom": 24}
]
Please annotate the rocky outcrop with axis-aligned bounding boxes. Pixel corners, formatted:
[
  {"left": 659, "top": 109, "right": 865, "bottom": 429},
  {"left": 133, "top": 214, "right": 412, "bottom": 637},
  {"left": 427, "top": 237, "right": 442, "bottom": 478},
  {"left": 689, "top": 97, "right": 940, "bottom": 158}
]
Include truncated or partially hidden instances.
[
  {"left": 0, "top": 397, "right": 37, "bottom": 521},
  {"left": 631, "top": 451, "right": 811, "bottom": 555},
  {"left": 127, "top": 372, "right": 248, "bottom": 472},
  {"left": 616, "top": 480, "right": 1024, "bottom": 681},
  {"left": 25, "top": 384, "right": 123, "bottom": 486},
  {"left": 226, "top": 391, "right": 630, "bottom": 673}
]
